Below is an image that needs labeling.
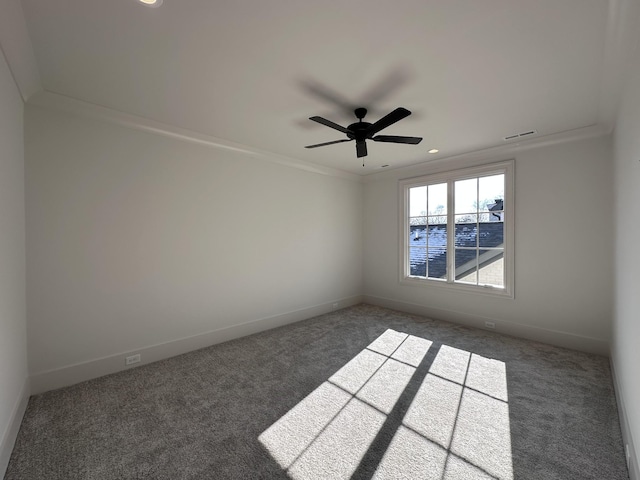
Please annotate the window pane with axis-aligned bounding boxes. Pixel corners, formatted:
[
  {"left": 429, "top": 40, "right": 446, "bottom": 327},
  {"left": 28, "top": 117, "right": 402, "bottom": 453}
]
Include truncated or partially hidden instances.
[
  {"left": 455, "top": 218, "right": 477, "bottom": 247},
  {"left": 478, "top": 175, "right": 504, "bottom": 213},
  {"left": 478, "top": 222, "right": 504, "bottom": 248},
  {"left": 455, "top": 178, "right": 477, "bottom": 214},
  {"left": 409, "top": 247, "right": 426, "bottom": 277},
  {"left": 409, "top": 225, "right": 426, "bottom": 246},
  {"left": 427, "top": 224, "right": 447, "bottom": 248},
  {"left": 409, "top": 186, "right": 427, "bottom": 217},
  {"left": 409, "top": 216, "right": 427, "bottom": 226},
  {"left": 478, "top": 212, "right": 491, "bottom": 223},
  {"left": 428, "top": 183, "right": 447, "bottom": 215},
  {"left": 456, "top": 270, "right": 477, "bottom": 284},
  {"left": 478, "top": 250, "right": 504, "bottom": 287},
  {"left": 455, "top": 213, "right": 477, "bottom": 223},
  {"left": 428, "top": 215, "right": 446, "bottom": 225},
  {"left": 427, "top": 247, "right": 447, "bottom": 279},
  {"left": 455, "top": 248, "right": 478, "bottom": 283},
  {"left": 488, "top": 209, "right": 504, "bottom": 222}
]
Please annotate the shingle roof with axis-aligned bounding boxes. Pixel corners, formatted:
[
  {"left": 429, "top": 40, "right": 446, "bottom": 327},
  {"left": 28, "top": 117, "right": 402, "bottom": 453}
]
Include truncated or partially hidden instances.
[{"left": 409, "top": 222, "right": 504, "bottom": 278}]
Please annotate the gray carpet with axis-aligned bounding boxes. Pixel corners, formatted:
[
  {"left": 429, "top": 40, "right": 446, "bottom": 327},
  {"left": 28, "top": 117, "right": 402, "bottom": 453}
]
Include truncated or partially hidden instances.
[{"left": 4, "top": 304, "right": 629, "bottom": 479}]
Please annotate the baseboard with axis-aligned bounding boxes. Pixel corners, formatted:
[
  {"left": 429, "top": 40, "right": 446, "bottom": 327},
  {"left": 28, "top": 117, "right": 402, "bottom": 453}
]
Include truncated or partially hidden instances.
[
  {"left": 610, "top": 356, "right": 639, "bottom": 480},
  {"left": 29, "top": 296, "right": 364, "bottom": 395},
  {"left": 363, "top": 295, "right": 610, "bottom": 356},
  {"left": 0, "top": 376, "right": 30, "bottom": 477}
]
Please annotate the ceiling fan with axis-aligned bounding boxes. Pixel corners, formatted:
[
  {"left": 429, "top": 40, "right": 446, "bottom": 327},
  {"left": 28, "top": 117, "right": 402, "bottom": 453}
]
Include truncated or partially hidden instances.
[{"left": 305, "top": 107, "right": 422, "bottom": 163}]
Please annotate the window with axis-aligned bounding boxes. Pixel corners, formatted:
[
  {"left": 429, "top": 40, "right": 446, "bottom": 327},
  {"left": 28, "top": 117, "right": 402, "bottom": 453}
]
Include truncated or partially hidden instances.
[{"left": 399, "top": 160, "right": 514, "bottom": 297}]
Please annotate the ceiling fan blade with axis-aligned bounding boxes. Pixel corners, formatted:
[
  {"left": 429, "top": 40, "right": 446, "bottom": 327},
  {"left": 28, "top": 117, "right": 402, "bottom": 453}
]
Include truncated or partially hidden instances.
[
  {"left": 358, "top": 69, "right": 410, "bottom": 107},
  {"left": 309, "top": 116, "right": 351, "bottom": 134},
  {"left": 300, "top": 79, "right": 357, "bottom": 115},
  {"left": 305, "top": 139, "right": 352, "bottom": 149},
  {"left": 366, "top": 107, "right": 412, "bottom": 136},
  {"left": 372, "top": 135, "right": 423, "bottom": 144},
  {"left": 356, "top": 141, "right": 368, "bottom": 158}
]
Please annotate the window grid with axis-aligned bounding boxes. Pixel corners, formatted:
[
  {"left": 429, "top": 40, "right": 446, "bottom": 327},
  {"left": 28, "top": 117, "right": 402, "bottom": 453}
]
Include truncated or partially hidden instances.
[
  {"left": 451, "top": 174, "right": 505, "bottom": 287},
  {"left": 400, "top": 161, "right": 514, "bottom": 298}
]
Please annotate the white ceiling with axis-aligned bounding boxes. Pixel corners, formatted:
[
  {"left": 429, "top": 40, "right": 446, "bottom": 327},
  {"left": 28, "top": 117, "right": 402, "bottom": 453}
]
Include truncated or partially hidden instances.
[{"left": 17, "top": 0, "right": 620, "bottom": 174}]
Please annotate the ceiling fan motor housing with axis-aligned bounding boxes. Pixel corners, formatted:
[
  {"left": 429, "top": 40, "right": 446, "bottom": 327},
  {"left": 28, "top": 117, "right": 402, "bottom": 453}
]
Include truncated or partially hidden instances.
[{"left": 347, "top": 121, "right": 373, "bottom": 141}]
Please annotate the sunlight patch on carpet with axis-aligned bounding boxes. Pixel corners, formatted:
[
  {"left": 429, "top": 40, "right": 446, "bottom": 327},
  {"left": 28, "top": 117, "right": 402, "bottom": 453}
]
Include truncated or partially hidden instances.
[
  {"left": 376, "top": 349, "right": 513, "bottom": 480},
  {"left": 259, "top": 328, "right": 513, "bottom": 480},
  {"left": 372, "top": 426, "right": 447, "bottom": 479}
]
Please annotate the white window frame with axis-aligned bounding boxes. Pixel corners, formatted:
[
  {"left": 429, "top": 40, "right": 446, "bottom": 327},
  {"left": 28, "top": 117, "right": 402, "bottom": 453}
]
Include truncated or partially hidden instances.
[{"left": 399, "top": 160, "right": 515, "bottom": 298}]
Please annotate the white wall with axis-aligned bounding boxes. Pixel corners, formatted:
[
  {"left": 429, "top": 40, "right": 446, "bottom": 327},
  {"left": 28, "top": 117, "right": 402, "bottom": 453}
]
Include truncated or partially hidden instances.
[
  {"left": 25, "top": 106, "right": 364, "bottom": 391},
  {"left": 363, "top": 135, "right": 613, "bottom": 354},
  {"left": 0, "top": 50, "right": 29, "bottom": 472},
  {"left": 612, "top": 33, "right": 640, "bottom": 480}
]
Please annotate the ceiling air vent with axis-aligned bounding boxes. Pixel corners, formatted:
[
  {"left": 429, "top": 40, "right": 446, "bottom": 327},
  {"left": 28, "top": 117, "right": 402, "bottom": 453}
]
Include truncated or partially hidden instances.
[{"left": 504, "top": 129, "right": 538, "bottom": 141}]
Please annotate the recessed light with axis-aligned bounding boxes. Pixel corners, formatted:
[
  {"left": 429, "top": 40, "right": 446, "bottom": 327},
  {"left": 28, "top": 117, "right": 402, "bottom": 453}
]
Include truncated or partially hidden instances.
[
  {"left": 138, "top": 0, "right": 162, "bottom": 7},
  {"left": 428, "top": 149, "right": 439, "bottom": 154}
]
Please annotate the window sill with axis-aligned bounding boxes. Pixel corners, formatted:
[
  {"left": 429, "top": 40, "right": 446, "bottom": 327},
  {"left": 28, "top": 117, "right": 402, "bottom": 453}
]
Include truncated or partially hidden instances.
[{"left": 400, "top": 275, "right": 514, "bottom": 299}]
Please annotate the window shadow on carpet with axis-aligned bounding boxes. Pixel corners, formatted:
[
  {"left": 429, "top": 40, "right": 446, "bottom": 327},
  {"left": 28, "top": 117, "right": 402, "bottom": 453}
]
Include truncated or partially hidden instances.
[{"left": 259, "top": 329, "right": 513, "bottom": 479}]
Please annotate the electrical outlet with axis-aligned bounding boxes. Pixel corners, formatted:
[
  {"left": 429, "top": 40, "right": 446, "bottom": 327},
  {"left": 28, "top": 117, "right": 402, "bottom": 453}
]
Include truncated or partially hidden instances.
[
  {"left": 484, "top": 321, "right": 496, "bottom": 329},
  {"left": 125, "top": 354, "right": 141, "bottom": 366}
]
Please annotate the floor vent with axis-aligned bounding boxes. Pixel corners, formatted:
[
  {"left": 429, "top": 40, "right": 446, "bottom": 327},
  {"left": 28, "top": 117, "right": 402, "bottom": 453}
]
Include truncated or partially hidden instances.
[{"left": 504, "top": 129, "right": 537, "bottom": 141}]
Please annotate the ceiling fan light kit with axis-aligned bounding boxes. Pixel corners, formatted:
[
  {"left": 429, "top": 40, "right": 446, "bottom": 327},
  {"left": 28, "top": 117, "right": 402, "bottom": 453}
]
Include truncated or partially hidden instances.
[{"left": 305, "top": 107, "right": 423, "bottom": 165}]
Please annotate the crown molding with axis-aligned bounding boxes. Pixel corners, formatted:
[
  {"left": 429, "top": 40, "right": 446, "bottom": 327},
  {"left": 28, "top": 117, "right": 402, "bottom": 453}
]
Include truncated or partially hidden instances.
[
  {"left": 27, "top": 90, "right": 363, "bottom": 183},
  {"left": 363, "top": 123, "right": 610, "bottom": 183},
  {"left": 29, "top": 88, "right": 608, "bottom": 185},
  {"left": 26, "top": 87, "right": 613, "bottom": 185},
  {"left": 0, "top": 0, "right": 42, "bottom": 102}
]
